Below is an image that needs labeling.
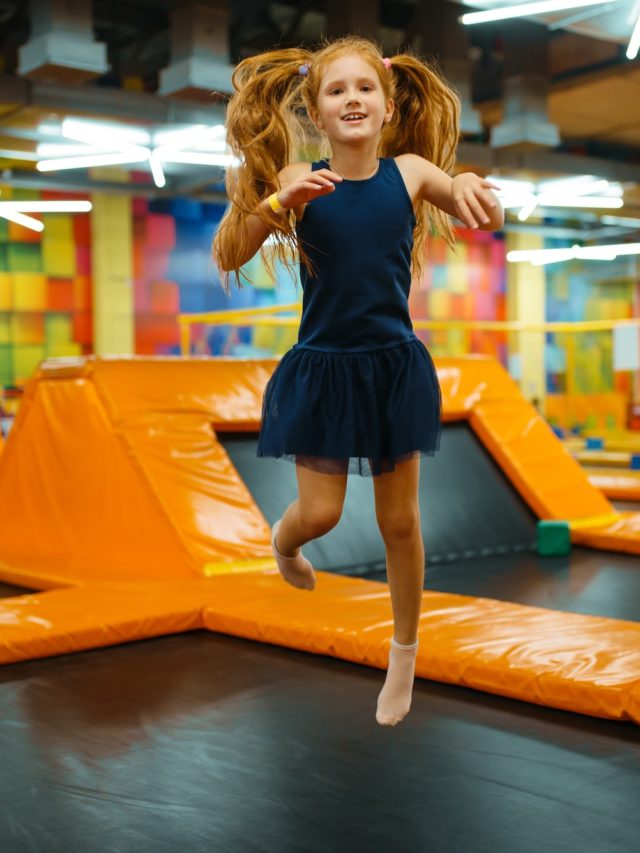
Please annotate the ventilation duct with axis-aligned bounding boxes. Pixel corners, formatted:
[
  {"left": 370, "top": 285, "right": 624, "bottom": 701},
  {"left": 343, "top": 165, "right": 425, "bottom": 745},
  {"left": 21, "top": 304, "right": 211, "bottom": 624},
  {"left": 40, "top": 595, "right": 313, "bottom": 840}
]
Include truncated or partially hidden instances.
[
  {"left": 159, "top": 3, "right": 233, "bottom": 100},
  {"left": 490, "top": 76, "right": 560, "bottom": 149},
  {"left": 18, "top": 0, "right": 108, "bottom": 83}
]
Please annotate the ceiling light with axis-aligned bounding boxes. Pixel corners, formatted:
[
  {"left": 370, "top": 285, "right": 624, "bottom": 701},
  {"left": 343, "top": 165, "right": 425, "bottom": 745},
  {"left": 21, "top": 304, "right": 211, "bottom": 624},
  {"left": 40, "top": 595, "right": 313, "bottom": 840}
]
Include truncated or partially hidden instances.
[
  {"left": 37, "top": 143, "right": 105, "bottom": 157},
  {"left": 152, "top": 124, "right": 225, "bottom": 150},
  {"left": 0, "top": 201, "right": 92, "bottom": 213},
  {"left": 160, "top": 151, "right": 237, "bottom": 167},
  {"left": 149, "top": 154, "right": 166, "bottom": 189},
  {"left": 601, "top": 215, "right": 640, "bottom": 228},
  {"left": 507, "top": 242, "right": 640, "bottom": 265},
  {"left": 37, "top": 149, "right": 151, "bottom": 171},
  {"left": 0, "top": 150, "right": 39, "bottom": 161},
  {"left": 0, "top": 209, "right": 44, "bottom": 232},
  {"left": 517, "top": 198, "right": 539, "bottom": 221},
  {"left": 35, "top": 119, "right": 232, "bottom": 185},
  {"left": 460, "top": 0, "right": 618, "bottom": 26},
  {"left": 62, "top": 118, "right": 151, "bottom": 147},
  {"left": 628, "top": 12, "right": 640, "bottom": 59},
  {"left": 536, "top": 195, "right": 624, "bottom": 208}
]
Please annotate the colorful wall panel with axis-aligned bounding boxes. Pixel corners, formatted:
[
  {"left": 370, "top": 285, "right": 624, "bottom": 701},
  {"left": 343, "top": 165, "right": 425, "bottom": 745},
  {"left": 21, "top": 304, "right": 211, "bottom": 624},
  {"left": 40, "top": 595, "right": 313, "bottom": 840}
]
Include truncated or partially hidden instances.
[
  {"left": 545, "top": 241, "right": 639, "bottom": 397},
  {"left": 408, "top": 228, "right": 507, "bottom": 365},
  {"left": 0, "top": 189, "right": 90, "bottom": 386}
]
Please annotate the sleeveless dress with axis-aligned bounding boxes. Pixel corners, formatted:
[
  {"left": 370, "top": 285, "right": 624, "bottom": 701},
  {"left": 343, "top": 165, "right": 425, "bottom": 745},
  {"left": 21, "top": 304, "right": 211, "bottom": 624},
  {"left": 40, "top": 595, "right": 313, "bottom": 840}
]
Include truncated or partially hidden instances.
[{"left": 256, "top": 157, "right": 442, "bottom": 477}]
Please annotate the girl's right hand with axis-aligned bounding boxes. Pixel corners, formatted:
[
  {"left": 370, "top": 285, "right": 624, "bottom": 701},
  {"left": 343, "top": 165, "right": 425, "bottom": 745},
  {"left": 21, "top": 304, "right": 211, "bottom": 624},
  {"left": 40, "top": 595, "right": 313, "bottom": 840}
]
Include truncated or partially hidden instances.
[{"left": 276, "top": 168, "right": 342, "bottom": 210}]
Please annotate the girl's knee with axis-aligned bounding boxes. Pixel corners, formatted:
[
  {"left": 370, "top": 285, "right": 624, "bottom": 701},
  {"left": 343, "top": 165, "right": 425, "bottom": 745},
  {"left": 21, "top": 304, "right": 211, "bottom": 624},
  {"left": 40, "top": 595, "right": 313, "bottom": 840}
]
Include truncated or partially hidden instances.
[
  {"left": 300, "top": 504, "right": 342, "bottom": 539},
  {"left": 377, "top": 509, "right": 421, "bottom": 543}
]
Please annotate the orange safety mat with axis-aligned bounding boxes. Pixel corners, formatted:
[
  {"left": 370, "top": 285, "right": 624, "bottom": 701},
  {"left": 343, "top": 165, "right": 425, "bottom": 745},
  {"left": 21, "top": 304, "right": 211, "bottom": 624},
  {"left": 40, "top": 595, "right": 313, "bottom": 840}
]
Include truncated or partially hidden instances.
[
  {"left": 0, "top": 574, "right": 638, "bottom": 724},
  {"left": 588, "top": 468, "right": 640, "bottom": 501},
  {"left": 0, "top": 355, "right": 639, "bottom": 726}
]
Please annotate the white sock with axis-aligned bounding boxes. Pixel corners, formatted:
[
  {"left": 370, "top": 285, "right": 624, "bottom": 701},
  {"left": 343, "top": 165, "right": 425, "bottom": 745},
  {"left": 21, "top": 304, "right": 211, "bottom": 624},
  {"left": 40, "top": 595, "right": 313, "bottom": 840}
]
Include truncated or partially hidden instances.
[
  {"left": 376, "top": 638, "right": 419, "bottom": 726},
  {"left": 271, "top": 518, "right": 316, "bottom": 591}
]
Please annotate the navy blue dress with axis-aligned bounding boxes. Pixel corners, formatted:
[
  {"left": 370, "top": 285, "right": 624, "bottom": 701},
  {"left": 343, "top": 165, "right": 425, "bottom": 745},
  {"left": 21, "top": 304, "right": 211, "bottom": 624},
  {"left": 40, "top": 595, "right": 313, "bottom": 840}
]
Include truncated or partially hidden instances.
[{"left": 257, "top": 157, "right": 442, "bottom": 477}]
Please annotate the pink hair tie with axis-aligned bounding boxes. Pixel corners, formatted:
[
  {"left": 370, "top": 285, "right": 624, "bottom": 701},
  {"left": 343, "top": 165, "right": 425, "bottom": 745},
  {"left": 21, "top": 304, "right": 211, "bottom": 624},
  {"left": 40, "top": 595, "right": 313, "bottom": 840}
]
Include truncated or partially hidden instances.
[
  {"left": 382, "top": 57, "right": 392, "bottom": 69},
  {"left": 298, "top": 63, "right": 310, "bottom": 77}
]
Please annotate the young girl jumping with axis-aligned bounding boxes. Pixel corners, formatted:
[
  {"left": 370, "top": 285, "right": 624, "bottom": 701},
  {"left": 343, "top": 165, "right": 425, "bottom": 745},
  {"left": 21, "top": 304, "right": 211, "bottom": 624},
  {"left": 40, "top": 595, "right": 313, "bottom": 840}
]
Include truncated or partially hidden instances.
[{"left": 214, "top": 36, "right": 503, "bottom": 726}]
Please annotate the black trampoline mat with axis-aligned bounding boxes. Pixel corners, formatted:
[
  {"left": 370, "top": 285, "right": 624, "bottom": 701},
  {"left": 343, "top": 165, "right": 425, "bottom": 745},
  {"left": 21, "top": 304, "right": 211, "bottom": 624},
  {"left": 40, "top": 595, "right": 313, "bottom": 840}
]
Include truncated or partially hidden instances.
[
  {"left": 0, "top": 631, "right": 638, "bottom": 853},
  {"left": 219, "top": 422, "right": 538, "bottom": 572}
]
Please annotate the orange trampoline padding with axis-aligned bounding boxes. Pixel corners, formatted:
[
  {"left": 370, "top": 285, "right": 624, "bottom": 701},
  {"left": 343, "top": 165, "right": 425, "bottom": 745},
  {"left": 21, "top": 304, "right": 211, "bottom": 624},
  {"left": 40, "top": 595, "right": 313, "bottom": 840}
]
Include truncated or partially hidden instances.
[
  {"left": 0, "top": 573, "right": 638, "bottom": 724},
  {"left": 588, "top": 468, "right": 640, "bottom": 501},
  {"left": 2, "top": 354, "right": 637, "bottom": 591}
]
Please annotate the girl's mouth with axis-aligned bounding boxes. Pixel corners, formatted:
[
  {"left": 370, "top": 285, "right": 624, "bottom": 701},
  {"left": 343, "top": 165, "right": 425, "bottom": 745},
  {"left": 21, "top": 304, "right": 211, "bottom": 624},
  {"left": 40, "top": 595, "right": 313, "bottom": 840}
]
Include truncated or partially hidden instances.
[{"left": 341, "top": 113, "right": 367, "bottom": 122}]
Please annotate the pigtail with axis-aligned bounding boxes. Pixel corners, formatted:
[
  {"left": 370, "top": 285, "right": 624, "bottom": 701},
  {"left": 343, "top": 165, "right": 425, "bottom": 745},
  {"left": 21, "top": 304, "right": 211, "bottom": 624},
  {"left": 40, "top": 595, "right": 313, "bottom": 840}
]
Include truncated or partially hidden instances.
[
  {"left": 380, "top": 54, "right": 461, "bottom": 279},
  {"left": 213, "top": 48, "right": 313, "bottom": 293}
]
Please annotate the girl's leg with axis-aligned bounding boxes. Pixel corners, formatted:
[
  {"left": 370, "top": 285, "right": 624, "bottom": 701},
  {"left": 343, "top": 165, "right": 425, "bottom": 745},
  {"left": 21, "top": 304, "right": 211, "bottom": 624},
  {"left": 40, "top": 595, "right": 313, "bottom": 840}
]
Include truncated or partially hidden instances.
[
  {"left": 272, "top": 458, "right": 348, "bottom": 589},
  {"left": 372, "top": 455, "right": 424, "bottom": 725}
]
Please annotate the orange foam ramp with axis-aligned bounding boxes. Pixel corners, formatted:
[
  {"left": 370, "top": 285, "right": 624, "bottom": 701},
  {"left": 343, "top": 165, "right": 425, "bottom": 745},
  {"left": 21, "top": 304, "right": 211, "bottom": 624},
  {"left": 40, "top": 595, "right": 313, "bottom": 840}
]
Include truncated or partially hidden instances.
[
  {"left": 0, "top": 574, "right": 638, "bottom": 724},
  {"left": 0, "top": 357, "right": 276, "bottom": 588},
  {"left": 0, "top": 354, "right": 639, "bottom": 726}
]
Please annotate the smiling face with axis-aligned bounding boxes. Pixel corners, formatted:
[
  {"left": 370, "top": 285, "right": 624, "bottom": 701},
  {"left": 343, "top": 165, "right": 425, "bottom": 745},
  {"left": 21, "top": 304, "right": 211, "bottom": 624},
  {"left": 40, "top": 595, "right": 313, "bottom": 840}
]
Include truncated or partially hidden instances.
[{"left": 310, "top": 53, "right": 394, "bottom": 147}]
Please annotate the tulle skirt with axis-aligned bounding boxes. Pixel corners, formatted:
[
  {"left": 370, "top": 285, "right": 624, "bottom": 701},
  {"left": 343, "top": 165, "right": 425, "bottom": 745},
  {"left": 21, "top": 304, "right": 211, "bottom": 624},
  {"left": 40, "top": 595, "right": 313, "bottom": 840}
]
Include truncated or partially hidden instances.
[{"left": 257, "top": 336, "right": 442, "bottom": 477}]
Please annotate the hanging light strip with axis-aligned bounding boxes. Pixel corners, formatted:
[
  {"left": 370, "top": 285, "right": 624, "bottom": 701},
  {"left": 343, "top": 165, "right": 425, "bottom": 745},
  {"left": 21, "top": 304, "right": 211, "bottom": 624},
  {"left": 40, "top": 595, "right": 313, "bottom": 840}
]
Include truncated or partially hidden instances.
[
  {"left": 460, "top": 0, "right": 620, "bottom": 26},
  {"left": 507, "top": 242, "right": 640, "bottom": 265}
]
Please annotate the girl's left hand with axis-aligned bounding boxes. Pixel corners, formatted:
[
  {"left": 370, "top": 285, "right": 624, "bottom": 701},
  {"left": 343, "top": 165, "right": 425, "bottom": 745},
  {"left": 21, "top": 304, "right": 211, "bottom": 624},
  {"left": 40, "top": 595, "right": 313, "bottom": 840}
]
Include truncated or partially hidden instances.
[{"left": 451, "top": 173, "right": 501, "bottom": 229}]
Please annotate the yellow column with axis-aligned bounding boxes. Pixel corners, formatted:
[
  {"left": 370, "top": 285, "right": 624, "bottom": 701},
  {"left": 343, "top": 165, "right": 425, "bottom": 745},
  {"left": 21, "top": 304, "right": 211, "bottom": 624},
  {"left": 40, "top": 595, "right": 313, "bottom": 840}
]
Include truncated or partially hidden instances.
[
  {"left": 90, "top": 193, "right": 134, "bottom": 355},
  {"left": 506, "top": 231, "right": 546, "bottom": 407}
]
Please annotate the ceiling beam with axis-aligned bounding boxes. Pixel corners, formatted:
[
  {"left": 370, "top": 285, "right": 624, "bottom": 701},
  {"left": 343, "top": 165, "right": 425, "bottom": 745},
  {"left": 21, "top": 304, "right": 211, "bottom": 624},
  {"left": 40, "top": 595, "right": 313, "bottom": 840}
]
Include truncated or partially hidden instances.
[{"left": 0, "top": 74, "right": 225, "bottom": 125}]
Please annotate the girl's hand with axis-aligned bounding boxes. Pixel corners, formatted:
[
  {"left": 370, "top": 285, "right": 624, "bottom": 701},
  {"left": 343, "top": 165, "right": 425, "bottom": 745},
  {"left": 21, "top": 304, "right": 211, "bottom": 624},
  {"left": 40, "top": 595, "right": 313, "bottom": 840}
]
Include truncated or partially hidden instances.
[
  {"left": 276, "top": 168, "right": 342, "bottom": 210},
  {"left": 451, "top": 173, "right": 501, "bottom": 229}
]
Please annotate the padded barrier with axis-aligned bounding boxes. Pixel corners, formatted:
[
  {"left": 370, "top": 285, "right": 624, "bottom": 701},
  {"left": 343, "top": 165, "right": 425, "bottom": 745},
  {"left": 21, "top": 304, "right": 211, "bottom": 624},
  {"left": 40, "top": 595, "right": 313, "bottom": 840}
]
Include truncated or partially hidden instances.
[
  {"left": 0, "top": 574, "right": 638, "bottom": 724},
  {"left": 588, "top": 468, "right": 640, "bottom": 501},
  {"left": 1, "top": 355, "right": 640, "bottom": 725}
]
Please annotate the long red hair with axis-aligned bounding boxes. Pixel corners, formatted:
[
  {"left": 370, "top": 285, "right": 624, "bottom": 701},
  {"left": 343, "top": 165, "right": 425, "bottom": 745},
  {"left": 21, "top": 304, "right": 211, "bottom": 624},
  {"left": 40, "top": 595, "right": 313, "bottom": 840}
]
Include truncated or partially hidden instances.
[{"left": 213, "top": 36, "right": 460, "bottom": 293}]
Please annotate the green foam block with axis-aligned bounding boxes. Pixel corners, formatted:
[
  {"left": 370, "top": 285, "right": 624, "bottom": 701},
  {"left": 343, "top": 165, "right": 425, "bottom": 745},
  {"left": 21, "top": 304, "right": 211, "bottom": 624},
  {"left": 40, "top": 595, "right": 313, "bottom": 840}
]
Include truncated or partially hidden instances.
[{"left": 537, "top": 520, "right": 571, "bottom": 557}]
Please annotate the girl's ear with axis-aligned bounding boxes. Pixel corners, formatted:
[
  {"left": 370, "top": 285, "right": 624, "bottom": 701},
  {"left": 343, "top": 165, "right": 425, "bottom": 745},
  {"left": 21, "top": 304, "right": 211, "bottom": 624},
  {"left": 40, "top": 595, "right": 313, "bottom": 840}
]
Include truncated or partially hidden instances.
[
  {"left": 383, "top": 98, "right": 394, "bottom": 124},
  {"left": 309, "top": 106, "right": 323, "bottom": 130}
]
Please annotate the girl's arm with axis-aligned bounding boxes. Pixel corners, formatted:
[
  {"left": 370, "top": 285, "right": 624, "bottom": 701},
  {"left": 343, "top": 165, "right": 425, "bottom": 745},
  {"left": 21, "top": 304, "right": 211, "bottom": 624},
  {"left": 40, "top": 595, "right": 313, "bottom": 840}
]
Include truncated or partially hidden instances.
[
  {"left": 217, "top": 163, "right": 341, "bottom": 270},
  {"left": 398, "top": 154, "right": 504, "bottom": 231}
]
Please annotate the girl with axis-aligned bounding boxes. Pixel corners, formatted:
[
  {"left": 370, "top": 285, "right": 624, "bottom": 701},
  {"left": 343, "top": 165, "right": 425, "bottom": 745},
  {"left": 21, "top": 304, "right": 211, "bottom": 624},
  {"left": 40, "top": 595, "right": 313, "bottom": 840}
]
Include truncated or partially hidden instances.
[{"left": 213, "top": 36, "right": 503, "bottom": 726}]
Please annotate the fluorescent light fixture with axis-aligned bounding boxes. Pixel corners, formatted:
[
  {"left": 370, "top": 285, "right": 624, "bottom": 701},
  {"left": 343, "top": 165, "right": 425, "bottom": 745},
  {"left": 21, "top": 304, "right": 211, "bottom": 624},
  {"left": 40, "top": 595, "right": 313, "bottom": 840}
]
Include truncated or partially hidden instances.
[
  {"left": 37, "top": 143, "right": 106, "bottom": 157},
  {"left": 159, "top": 151, "right": 238, "bottom": 166},
  {"left": 628, "top": 12, "right": 640, "bottom": 59},
  {"left": 486, "top": 176, "right": 536, "bottom": 193},
  {"left": 517, "top": 198, "right": 538, "bottom": 221},
  {"left": 531, "top": 250, "right": 577, "bottom": 265},
  {"left": 536, "top": 176, "right": 616, "bottom": 196},
  {"left": 0, "top": 150, "right": 39, "bottom": 161},
  {"left": 37, "top": 148, "right": 151, "bottom": 171},
  {"left": 507, "top": 242, "right": 640, "bottom": 264},
  {"left": 0, "top": 201, "right": 92, "bottom": 213},
  {"left": 153, "top": 124, "right": 225, "bottom": 150},
  {"left": 36, "top": 119, "right": 233, "bottom": 182},
  {"left": 62, "top": 118, "right": 151, "bottom": 147},
  {"left": 610, "top": 242, "right": 640, "bottom": 255},
  {"left": 0, "top": 209, "right": 44, "bottom": 232},
  {"left": 460, "top": 0, "right": 616, "bottom": 26},
  {"left": 536, "top": 195, "right": 624, "bottom": 208},
  {"left": 601, "top": 215, "right": 640, "bottom": 227},
  {"left": 149, "top": 154, "right": 166, "bottom": 188}
]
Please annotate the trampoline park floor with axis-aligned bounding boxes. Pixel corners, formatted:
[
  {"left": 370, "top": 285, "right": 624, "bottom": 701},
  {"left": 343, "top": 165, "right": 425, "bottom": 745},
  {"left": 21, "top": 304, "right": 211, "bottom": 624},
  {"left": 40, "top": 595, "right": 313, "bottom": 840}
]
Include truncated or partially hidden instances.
[{"left": 1, "top": 425, "right": 640, "bottom": 851}]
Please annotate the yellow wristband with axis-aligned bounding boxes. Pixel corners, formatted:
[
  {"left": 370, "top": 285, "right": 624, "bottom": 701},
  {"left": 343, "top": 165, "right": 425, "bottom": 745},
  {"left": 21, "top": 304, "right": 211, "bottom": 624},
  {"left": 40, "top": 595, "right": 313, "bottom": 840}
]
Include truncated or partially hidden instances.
[{"left": 268, "top": 192, "right": 285, "bottom": 213}]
